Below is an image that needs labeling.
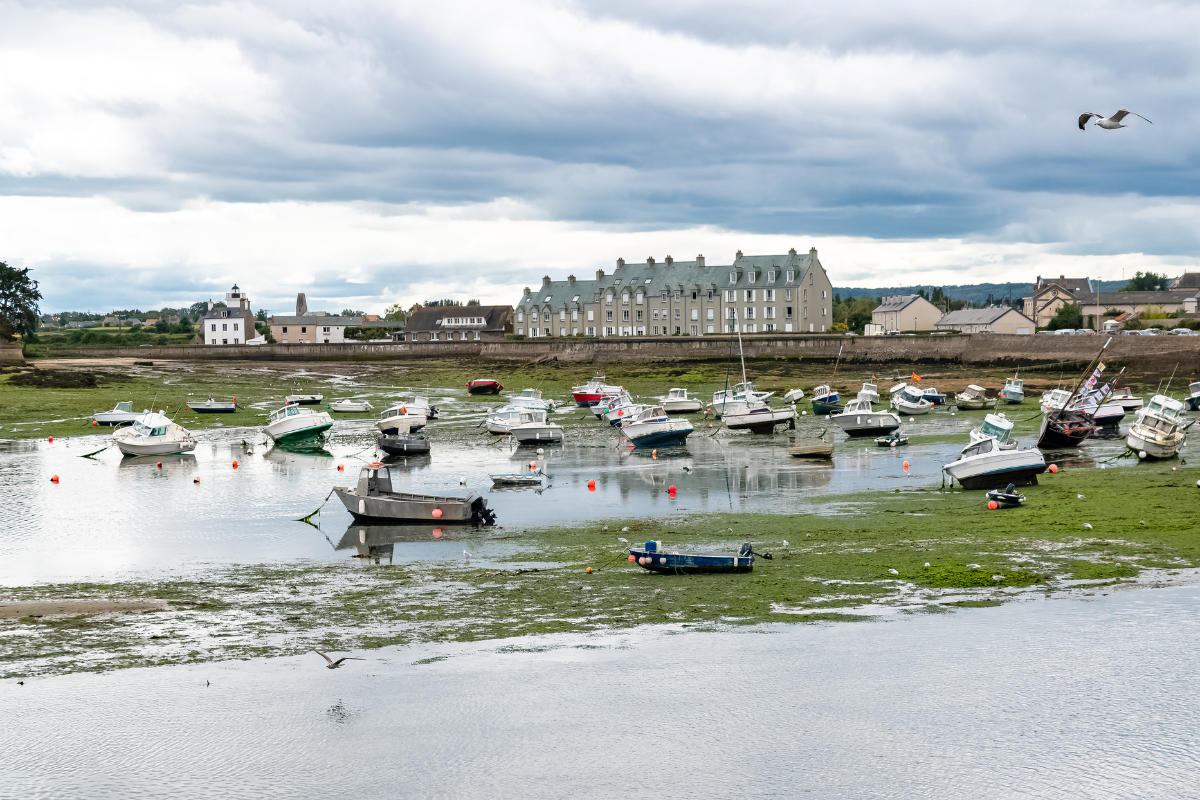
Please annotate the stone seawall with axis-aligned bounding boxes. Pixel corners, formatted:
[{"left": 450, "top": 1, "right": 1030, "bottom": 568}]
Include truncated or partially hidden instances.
[{"left": 48, "top": 334, "right": 1200, "bottom": 371}]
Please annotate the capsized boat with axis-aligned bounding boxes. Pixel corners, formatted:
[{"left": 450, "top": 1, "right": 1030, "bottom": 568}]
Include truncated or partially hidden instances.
[
  {"left": 986, "top": 483, "right": 1026, "bottom": 508},
  {"left": 285, "top": 393, "right": 323, "bottom": 406},
  {"left": 571, "top": 374, "right": 623, "bottom": 407},
  {"left": 1188, "top": 381, "right": 1200, "bottom": 412},
  {"left": 810, "top": 384, "right": 842, "bottom": 415},
  {"left": 112, "top": 411, "right": 198, "bottom": 456},
  {"left": 377, "top": 433, "right": 430, "bottom": 456},
  {"left": 999, "top": 377, "right": 1025, "bottom": 405},
  {"left": 1127, "top": 394, "right": 1187, "bottom": 459},
  {"left": 511, "top": 409, "right": 565, "bottom": 444},
  {"left": 264, "top": 403, "right": 334, "bottom": 444},
  {"left": 832, "top": 398, "right": 901, "bottom": 437},
  {"left": 620, "top": 405, "right": 694, "bottom": 447},
  {"left": 187, "top": 397, "right": 237, "bottom": 413},
  {"left": 334, "top": 465, "right": 495, "bottom": 525},
  {"left": 891, "top": 384, "right": 934, "bottom": 416},
  {"left": 1037, "top": 407, "right": 1096, "bottom": 449},
  {"left": 789, "top": 431, "right": 834, "bottom": 458},
  {"left": 628, "top": 539, "right": 767, "bottom": 574},
  {"left": 93, "top": 401, "right": 142, "bottom": 426},
  {"left": 660, "top": 388, "right": 703, "bottom": 413},
  {"left": 329, "top": 399, "right": 373, "bottom": 413},
  {"left": 466, "top": 378, "right": 504, "bottom": 396},
  {"left": 875, "top": 431, "right": 909, "bottom": 447},
  {"left": 781, "top": 388, "right": 807, "bottom": 404},
  {"left": 942, "top": 437, "right": 1047, "bottom": 490},
  {"left": 722, "top": 397, "right": 796, "bottom": 434},
  {"left": 377, "top": 404, "right": 426, "bottom": 435},
  {"left": 955, "top": 385, "right": 996, "bottom": 410}
]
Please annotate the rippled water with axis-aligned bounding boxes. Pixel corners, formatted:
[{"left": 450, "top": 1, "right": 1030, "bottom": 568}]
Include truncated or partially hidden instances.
[
  {"left": 3, "top": 586, "right": 1198, "bottom": 798},
  {"left": 0, "top": 398, "right": 1155, "bottom": 584}
]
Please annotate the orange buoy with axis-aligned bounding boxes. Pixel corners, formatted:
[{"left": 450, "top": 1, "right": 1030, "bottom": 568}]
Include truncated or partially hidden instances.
[
  {"left": 588, "top": 480, "right": 596, "bottom": 492},
  {"left": 432, "top": 528, "right": 443, "bottom": 537},
  {"left": 50, "top": 475, "right": 59, "bottom": 483},
  {"left": 530, "top": 461, "right": 537, "bottom": 470},
  {"left": 156, "top": 462, "right": 163, "bottom": 469},
  {"left": 586, "top": 567, "right": 593, "bottom": 574},
  {"left": 400, "top": 405, "right": 407, "bottom": 414},
  {"left": 628, "top": 554, "right": 636, "bottom": 562},
  {"left": 432, "top": 508, "right": 443, "bottom": 518},
  {"left": 48, "top": 436, "right": 54, "bottom": 443},
  {"left": 338, "top": 464, "right": 344, "bottom": 471},
  {"left": 1049, "top": 464, "right": 1058, "bottom": 473},
  {"left": 988, "top": 500, "right": 999, "bottom": 510},
  {"left": 193, "top": 478, "right": 200, "bottom": 484},
  {"left": 232, "top": 460, "right": 238, "bottom": 469},
  {"left": 903, "top": 461, "right": 910, "bottom": 471}
]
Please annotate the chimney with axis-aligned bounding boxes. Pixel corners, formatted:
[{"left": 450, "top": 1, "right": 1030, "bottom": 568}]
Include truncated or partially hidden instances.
[
  {"left": 788, "top": 247, "right": 796, "bottom": 257},
  {"left": 736, "top": 250, "right": 743, "bottom": 260},
  {"left": 568, "top": 275, "right": 576, "bottom": 286},
  {"left": 543, "top": 275, "right": 551, "bottom": 287},
  {"left": 647, "top": 257, "right": 655, "bottom": 266},
  {"left": 810, "top": 247, "right": 817, "bottom": 257},
  {"left": 665, "top": 255, "right": 673, "bottom": 265},
  {"left": 523, "top": 287, "right": 530, "bottom": 296},
  {"left": 697, "top": 254, "right": 705, "bottom": 267},
  {"left": 617, "top": 258, "right": 625, "bottom": 268},
  {"left": 596, "top": 268, "right": 605, "bottom": 280}
]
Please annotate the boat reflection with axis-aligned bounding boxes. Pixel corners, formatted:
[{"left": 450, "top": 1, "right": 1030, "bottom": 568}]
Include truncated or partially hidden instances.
[
  {"left": 117, "top": 453, "right": 198, "bottom": 469},
  {"left": 379, "top": 453, "right": 433, "bottom": 471},
  {"left": 334, "top": 522, "right": 483, "bottom": 564}
]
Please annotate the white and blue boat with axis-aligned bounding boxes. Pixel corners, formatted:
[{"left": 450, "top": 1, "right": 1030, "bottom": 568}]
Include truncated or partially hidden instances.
[
  {"left": 811, "top": 384, "right": 841, "bottom": 414},
  {"left": 629, "top": 539, "right": 766, "bottom": 574},
  {"left": 619, "top": 405, "right": 694, "bottom": 447},
  {"left": 921, "top": 387, "right": 947, "bottom": 405},
  {"left": 999, "top": 376, "right": 1025, "bottom": 404}
]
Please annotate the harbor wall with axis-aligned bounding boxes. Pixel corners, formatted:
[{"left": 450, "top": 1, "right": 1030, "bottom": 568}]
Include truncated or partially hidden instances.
[{"left": 44, "top": 333, "right": 1200, "bottom": 371}]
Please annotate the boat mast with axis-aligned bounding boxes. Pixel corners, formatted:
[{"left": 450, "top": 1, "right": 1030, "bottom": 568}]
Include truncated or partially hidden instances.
[
  {"left": 1053, "top": 338, "right": 1112, "bottom": 421},
  {"left": 831, "top": 344, "right": 844, "bottom": 383},
  {"left": 736, "top": 311, "right": 747, "bottom": 387}
]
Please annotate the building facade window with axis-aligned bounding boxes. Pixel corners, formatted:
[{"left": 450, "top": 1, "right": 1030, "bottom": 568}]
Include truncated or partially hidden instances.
[
  {"left": 707, "top": 308, "right": 714, "bottom": 320},
  {"left": 636, "top": 310, "right": 643, "bottom": 321},
  {"left": 786, "top": 270, "right": 795, "bottom": 282},
  {"left": 635, "top": 292, "right": 643, "bottom": 304},
  {"left": 622, "top": 293, "right": 629, "bottom": 305},
  {"left": 744, "top": 289, "right": 755, "bottom": 302},
  {"left": 674, "top": 309, "right": 681, "bottom": 320},
  {"left": 622, "top": 310, "right": 630, "bottom": 321},
  {"left": 690, "top": 308, "right": 698, "bottom": 320},
  {"left": 560, "top": 310, "right": 566, "bottom": 321},
  {"left": 572, "top": 310, "right": 578, "bottom": 321},
  {"left": 767, "top": 272, "right": 775, "bottom": 284},
  {"left": 785, "top": 289, "right": 792, "bottom": 301},
  {"left": 804, "top": 308, "right": 808, "bottom": 319},
  {"left": 606, "top": 311, "right": 613, "bottom": 321},
  {"left": 765, "top": 307, "right": 776, "bottom": 319},
  {"left": 748, "top": 272, "right": 755, "bottom": 284},
  {"left": 690, "top": 325, "right": 698, "bottom": 335},
  {"left": 517, "top": 312, "right": 524, "bottom": 322},
  {"left": 744, "top": 307, "right": 755, "bottom": 319},
  {"left": 725, "top": 290, "right": 735, "bottom": 302},
  {"left": 729, "top": 271, "right": 737, "bottom": 283},
  {"left": 786, "top": 306, "right": 793, "bottom": 318},
  {"left": 588, "top": 310, "right": 594, "bottom": 321},
  {"left": 302, "top": 326, "right": 307, "bottom": 333},
  {"left": 606, "top": 293, "right": 613, "bottom": 305}
]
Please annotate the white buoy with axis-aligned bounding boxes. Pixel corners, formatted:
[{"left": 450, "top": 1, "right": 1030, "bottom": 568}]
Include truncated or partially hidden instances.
[
  {"left": 537, "top": 448, "right": 544, "bottom": 455},
  {"left": 1139, "top": 450, "right": 1148, "bottom": 459}
]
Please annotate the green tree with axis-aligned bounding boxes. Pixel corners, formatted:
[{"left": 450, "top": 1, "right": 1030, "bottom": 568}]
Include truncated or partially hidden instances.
[
  {"left": 0, "top": 262, "right": 42, "bottom": 341},
  {"left": 1047, "top": 303, "right": 1083, "bottom": 330},
  {"left": 466, "top": 299, "right": 481, "bottom": 306},
  {"left": 340, "top": 308, "right": 366, "bottom": 317},
  {"left": 383, "top": 303, "right": 407, "bottom": 322},
  {"left": 1123, "top": 271, "right": 1168, "bottom": 292}
]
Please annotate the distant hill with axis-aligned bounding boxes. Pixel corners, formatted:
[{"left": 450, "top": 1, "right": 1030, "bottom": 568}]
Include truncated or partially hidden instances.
[{"left": 833, "top": 281, "right": 1127, "bottom": 305}]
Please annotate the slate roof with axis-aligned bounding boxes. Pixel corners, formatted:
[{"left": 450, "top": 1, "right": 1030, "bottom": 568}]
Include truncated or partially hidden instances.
[
  {"left": 403, "top": 305, "right": 511, "bottom": 333},
  {"left": 936, "top": 307, "right": 1029, "bottom": 326},
  {"left": 1088, "top": 291, "right": 1196, "bottom": 306},
  {"left": 272, "top": 315, "right": 361, "bottom": 326},
  {"left": 1170, "top": 273, "right": 1200, "bottom": 290},
  {"left": 1035, "top": 276, "right": 1092, "bottom": 296},
  {"left": 875, "top": 295, "right": 926, "bottom": 312}
]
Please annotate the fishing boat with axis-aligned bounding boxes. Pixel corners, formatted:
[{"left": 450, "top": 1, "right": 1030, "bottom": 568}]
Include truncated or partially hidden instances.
[
  {"left": 831, "top": 398, "right": 901, "bottom": 437},
  {"left": 186, "top": 397, "right": 238, "bottom": 414},
  {"left": 285, "top": 393, "right": 323, "bottom": 406},
  {"left": 970, "top": 412, "right": 1016, "bottom": 448},
  {"left": 628, "top": 539, "right": 765, "bottom": 574},
  {"left": 810, "top": 385, "right": 842, "bottom": 415},
  {"left": 1039, "top": 389, "right": 1072, "bottom": 413},
  {"left": 486, "top": 405, "right": 527, "bottom": 434},
  {"left": 377, "top": 433, "right": 430, "bottom": 456},
  {"left": 789, "top": 431, "right": 834, "bottom": 458},
  {"left": 1126, "top": 394, "right": 1187, "bottom": 459},
  {"left": 329, "top": 399, "right": 373, "bottom": 413},
  {"left": 620, "top": 405, "right": 694, "bottom": 447},
  {"left": 859, "top": 382, "right": 880, "bottom": 403},
  {"left": 112, "top": 411, "right": 198, "bottom": 456},
  {"left": 890, "top": 384, "right": 934, "bottom": 416},
  {"left": 264, "top": 403, "right": 335, "bottom": 444},
  {"left": 377, "top": 404, "right": 426, "bottom": 435},
  {"left": 571, "top": 374, "right": 623, "bottom": 406},
  {"left": 875, "top": 431, "right": 909, "bottom": 447},
  {"left": 93, "top": 401, "right": 142, "bottom": 426},
  {"left": 466, "top": 378, "right": 504, "bottom": 396},
  {"left": 1038, "top": 341, "right": 1110, "bottom": 449},
  {"left": 509, "top": 387, "right": 557, "bottom": 411},
  {"left": 999, "top": 376, "right": 1025, "bottom": 404},
  {"left": 710, "top": 381, "right": 773, "bottom": 416},
  {"left": 986, "top": 484, "right": 1026, "bottom": 508},
  {"left": 396, "top": 395, "right": 439, "bottom": 421},
  {"left": 922, "top": 387, "right": 948, "bottom": 405},
  {"left": 510, "top": 409, "right": 565, "bottom": 444},
  {"left": 660, "top": 388, "right": 703, "bottom": 414},
  {"left": 1188, "top": 381, "right": 1200, "bottom": 412},
  {"left": 1109, "top": 386, "right": 1144, "bottom": 411},
  {"left": 722, "top": 397, "right": 796, "bottom": 434},
  {"left": 334, "top": 464, "right": 495, "bottom": 525},
  {"left": 955, "top": 385, "right": 996, "bottom": 410},
  {"left": 488, "top": 470, "right": 547, "bottom": 487},
  {"left": 942, "top": 437, "right": 1047, "bottom": 490},
  {"left": 782, "top": 388, "right": 807, "bottom": 404}
]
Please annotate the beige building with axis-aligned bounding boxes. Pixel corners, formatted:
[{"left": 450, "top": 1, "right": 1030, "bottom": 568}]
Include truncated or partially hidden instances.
[
  {"left": 269, "top": 294, "right": 360, "bottom": 344},
  {"left": 1021, "top": 275, "right": 1094, "bottom": 327},
  {"left": 871, "top": 295, "right": 942, "bottom": 332},
  {"left": 935, "top": 307, "right": 1035, "bottom": 335}
]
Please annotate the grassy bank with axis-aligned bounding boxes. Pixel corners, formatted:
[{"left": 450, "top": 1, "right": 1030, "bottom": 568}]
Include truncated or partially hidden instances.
[{"left": 3, "top": 463, "right": 1196, "bottom": 678}]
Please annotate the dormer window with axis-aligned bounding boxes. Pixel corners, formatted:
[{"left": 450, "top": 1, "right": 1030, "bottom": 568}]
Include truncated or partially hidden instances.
[
  {"left": 614, "top": 279, "right": 623, "bottom": 286},
  {"left": 644, "top": 279, "right": 651, "bottom": 284},
  {"left": 748, "top": 272, "right": 756, "bottom": 284},
  {"left": 622, "top": 293, "right": 629, "bottom": 305},
  {"left": 729, "top": 271, "right": 737, "bottom": 284},
  {"left": 572, "top": 295, "right": 580, "bottom": 302},
  {"left": 767, "top": 272, "right": 776, "bottom": 284},
  {"left": 786, "top": 270, "right": 795, "bottom": 282},
  {"left": 544, "top": 296, "right": 551, "bottom": 302}
]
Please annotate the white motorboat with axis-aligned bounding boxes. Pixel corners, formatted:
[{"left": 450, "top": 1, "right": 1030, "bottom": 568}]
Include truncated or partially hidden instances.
[
  {"left": 572, "top": 374, "right": 623, "bottom": 406},
  {"left": 1187, "top": 381, "right": 1200, "bottom": 412},
  {"left": 661, "top": 388, "right": 704, "bottom": 414},
  {"left": 285, "top": 393, "right": 323, "bottom": 405},
  {"left": 831, "top": 398, "right": 901, "bottom": 437},
  {"left": 942, "top": 437, "right": 1047, "bottom": 490},
  {"left": 970, "top": 412, "right": 1016, "bottom": 449},
  {"left": 510, "top": 409, "right": 564, "bottom": 444},
  {"left": 620, "top": 405, "right": 695, "bottom": 447},
  {"left": 999, "top": 376, "right": 1025, "bottom": 404},
  {"left": 781, "top": 388, "right": 806, "bottom": 404},
  {"left": 508, "top": 388, "right": 557, "bottom": 411},
  {"left": 93, "top": 401, "right": 142, "bottom": 426},
  {"left": 955, "top": 384, "right": 996, "bottom": 410},
  {"left": 486, "top": 405, "right": 528, "bottom": 434},
  {"left": 113, "top": 411, "right": 198, "bottom": 456},
  {"left": 859, "top": 382, "right": 880, "bottom": 403},
  {"left": 890, "top": 383, "right": 934, "bottom": 416},
  {"left": 376, "top": 404, "right": 426, "bottom": 435},
  {"left": 1127, "top": 394, "right": 1187, "bottom": 459},
  {"left": 395, "top": 395, "right": 439, "bottom": 420},
  {"left": 722, "top": 397, "right": 796, "bottom": 434},
  {"left": 604, "top": 394, "right": 643, "bottom": 426},
  {"left": 1040, "top": 389, "right": 1073, "bottom": 413},
  {"left": 710, "top": 381, "right": 773, "bottom": 416},
  {"left": 810, "top": 384, "right": 841, "bottom": 413},
  {"left": 186, "top": 397, "right": 238, "bottom": 414},
  {"left": 264, "top": 403, "right": 334, "bottom": 444},
  {"left": 591, "top": 391, "right": 629, "bottom": 419},
  {"left": 329, "top": 399, "right": 374, "bottom": 413},
  {"left": 1109, "top": 387, "right": 1144, "bottom": 411}
]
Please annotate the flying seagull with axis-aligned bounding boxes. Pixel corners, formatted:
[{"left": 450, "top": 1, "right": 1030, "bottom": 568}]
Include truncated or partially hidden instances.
[
  {"left": 1078, "top": 110, "right": 1153, "bottom": 130},
  {"left": 314, "top": 650, "right": 364, "bottom": 669}
]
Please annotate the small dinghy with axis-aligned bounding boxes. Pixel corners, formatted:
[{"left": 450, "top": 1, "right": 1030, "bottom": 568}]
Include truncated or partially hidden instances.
[
  {"left": 986, "top": 483, "right": 1026, "bottom": 509},
  {"left": 467, "top": 378, "right": 504, "bottom": 396},
  {"left": 628, "top": 539, "right": 770, "bottom": 574},
  {"left": 488, "top": 469, "right": 547, "bottom": 487},
  {"left": 788, "top": 430, "right": 834, "bottom": 459},
  {"left": 329, "top": 399, "right": 373, "bottom": 413},
  {"left": 377, "top": 433, "right": 430, "bottom": 456},
  {"left": 285, "top": 393, "right": 323, "bottom": 406},
  {"left": 187, "top": 397, "right": 238, "bottom": 414},
  {"left": 875, "top": 431, "right": 909, "bottom": 447},
  {"left": 334, "top": 465, "right": 496, "bottom": 525}
]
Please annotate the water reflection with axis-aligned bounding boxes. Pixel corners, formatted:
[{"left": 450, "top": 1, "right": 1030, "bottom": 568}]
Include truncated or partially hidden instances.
[
  {"left": 117, "top": 454, "right": 198, "bottom": 470},
  {"left": 333, "top": 522, "right": 495, "bottom": 564}
]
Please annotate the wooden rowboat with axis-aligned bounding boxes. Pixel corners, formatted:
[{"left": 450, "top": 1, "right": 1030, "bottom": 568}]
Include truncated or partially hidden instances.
[{"left": 628, "top": 540, "right": 769, "bottom": 574}]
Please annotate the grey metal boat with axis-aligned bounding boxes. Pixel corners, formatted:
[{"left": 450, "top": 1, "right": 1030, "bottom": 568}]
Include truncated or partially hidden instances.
[
  {"left": 334, "top": 465, "right": 496, "bottom": 525},
  {"left": 377, "top": 433, "right": 430, "bottom": 456}
]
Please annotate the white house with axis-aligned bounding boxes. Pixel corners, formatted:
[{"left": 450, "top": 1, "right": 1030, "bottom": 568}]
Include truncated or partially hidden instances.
[
  {"left": 202, "top": 285, "right": 258, "bottom": 345},
  {"left": 935, "top": 307, "right": 1036, "bottom": 335}
]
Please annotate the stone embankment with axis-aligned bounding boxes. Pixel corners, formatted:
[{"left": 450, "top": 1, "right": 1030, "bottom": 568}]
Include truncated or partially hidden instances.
[{"left": 46, "top": 333, "right": 1200, "bottom": 371}]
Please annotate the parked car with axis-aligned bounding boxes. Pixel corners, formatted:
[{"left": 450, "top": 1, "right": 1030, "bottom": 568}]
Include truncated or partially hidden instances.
[
  {"left": 1170, "top": 327, "right": 1192, "bottom": 335},
  {"left": 1056, "top": 329, "right": 1075, "bottom": 335}
]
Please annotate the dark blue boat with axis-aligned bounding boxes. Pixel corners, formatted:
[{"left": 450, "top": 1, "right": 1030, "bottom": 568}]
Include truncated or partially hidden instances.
[
  {"left": 628, "top": 539, "right": 767, "bottom": 574},
  {"left": 922, "top": 388, "right": 948, "bottom": 405}
]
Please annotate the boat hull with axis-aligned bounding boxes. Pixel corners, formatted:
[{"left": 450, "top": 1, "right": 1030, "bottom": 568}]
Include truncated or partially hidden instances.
[
  {"left": 662, "top": 399, "right": 703, "bottom": 414},
  {"left": 833, "top": 411, "right": 901, "bottom": 437},
  {"left": 893, "top": 401, "right": 932, "bottom": 416},
  {"left": 724, "top": 407, "right": 795, "bottom": 434},
  {"left": 377, "top": 434, "right": 430, "bottom": 456},
  {"left": 377, "top": 414, "right": 425, "bottom": 435},
  {"left": 1189, "top": 395, "right": 1200, "bottom": 412},
  {"left": 513, "top": 426, "right": 564, "bottom": 444},
  {"left": 1127, "top": 427, "right": 1184, "bottom": 459},
  {"left": 116, "top": 439, "right": 197, "bottom": 457},
  {"left": 789, "top": 442, "right": 834, "bottom": 458},
  {"left": 955, "top": 398, "right": 997, "bottom": 410},
  {"left": 811, "top": 400, "right": 844, "bottom": 415},
  {"left": 999, "top": 390, "right": 1025, "bottom": 404},
  {"left": 269, "top": 422, "right": 333, "bottom": 444},
  {"left": 94, "top": 413, "right": 141, "bottom": 426},
  {"left": 286, "top": 396, "right": 322, "bottom": 406},
  {"left": 1037, "top": 412, "right": 1096, "bottom": 448},
  {"left": 623, "top": 425, "right": 693, "bottom": 448},
  {"left": 943, "top": 450, "right": 1048, "bottom": 490},
  {"left": 334, "top": 488, "right": 492, "bottom": 524},
  {"left": 467, "top": 381, "right": 503, "bottom": 395},
  {"left": 629, "top": 547, "right": 753, "bottom": 574}
]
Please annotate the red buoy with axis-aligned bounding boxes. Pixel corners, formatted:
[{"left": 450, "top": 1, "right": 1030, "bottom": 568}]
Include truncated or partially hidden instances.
[
  {"left": 628, "top": 554, "right": 636, "bottom": 562},
  {"left": 92, "top": 421, "right": 98, "bottom": 426},
  {"left": 157, "top": 462, "right": 163, "bottom": 469},
  {"left": 668, "top": 485, "right": 677, "bottom": 497},
  {"left": 1049, "top": 464, "right": 1058, "bottom": 473},
  {"left": 232, "top": 460, "right": 238, "bottom": 469},
  {"left": 988, "top": 500, "right": 999, "bottom": 510},
  {"left": 432, "top": 508, "right": 443, "bottom": 518},
  {"left": 48, "top": 436, "right": 54, "bottom": 443},
  {"left": 338, "top": 464, "right": 344, "bottom": 471},
  {"left": 588, "top": 480, "right": 596, "bottom": 492},
  {"left": 50, "top": 475, "right": 59, "bottom": 483}
]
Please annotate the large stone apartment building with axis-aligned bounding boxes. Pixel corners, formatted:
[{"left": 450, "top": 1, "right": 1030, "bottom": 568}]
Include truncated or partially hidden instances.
[{"left": 514, "top": 248, "right": 832, "bottom": 337}]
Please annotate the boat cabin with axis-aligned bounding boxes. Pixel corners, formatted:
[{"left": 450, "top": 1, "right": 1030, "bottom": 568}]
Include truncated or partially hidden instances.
[
  {"left": 666, "top": 388, "right": 690, "bottom": 401},
  {"left": 113, "top": 401, "right": 133, "bottom": 414},
  {"left": 812, "top": 384, "right": 834, "bottom": 399},
  {"left": 840, "top": 398, "right": 874, "bottom": 414},
  {"left": 1142, "top": 395, "right": 1185, "bottom": 426},
  {"left": 958, "top": 437, "right": 998, "bottom": 458},
  {"left": 357, "top": 465, "right": 396, "bottom": 497},
  {"left": 516, "top": 409, "right": 549, "bottom": 425},
  {"left": 270, "top": 404, "right": 316, "bottom": 424},
  {"left": 977, "top": 413, "right": 1013, "bottom": 443},
  {"left": 628, "top": 405, "right": 668, "bottom": 424},
  {"left": 1041, "top": 389, "right": 1071, "bottom": 410},
  {"left": 960, "top": 384, "right": 987, "bottom": 400},
  {"left": 131, "top": 413, "right": 172, "bottom": 438},
  {"left": 898, "top": 385, "right": 927, "bottom": 405},
  {"left": 1005, "top": 377, "right": 1024, "bottom": 392}
]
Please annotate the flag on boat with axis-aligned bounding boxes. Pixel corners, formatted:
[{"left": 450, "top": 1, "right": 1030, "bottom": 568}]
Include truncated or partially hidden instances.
[
  {"left": 1083, "top": 362, "right": 1106, "bottom": 395},
  {"left": 912, "top": 372, "right": 922, "bottom": 381}
]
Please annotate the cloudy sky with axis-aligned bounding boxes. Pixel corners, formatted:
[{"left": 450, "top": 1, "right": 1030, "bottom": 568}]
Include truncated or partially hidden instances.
[{"left": 2, "top": 0, "right": 1198, "bottom": 314}]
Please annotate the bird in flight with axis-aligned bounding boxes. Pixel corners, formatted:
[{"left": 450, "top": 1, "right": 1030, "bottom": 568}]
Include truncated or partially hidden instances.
[
  {"left": 314, "top": 650, "right": 364, "bottom": 669},
  {"left": 1078, "top": 110, "right": 1153, "bottom": 130}
]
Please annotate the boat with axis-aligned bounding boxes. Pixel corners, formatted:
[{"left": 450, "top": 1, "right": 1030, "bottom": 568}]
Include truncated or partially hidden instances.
[
  {"left": 789, "top": 430, "right": 834, "bottom": 458},
  {"left": 466, "top": 378, "right": 504, "bottom": 396},
  {"left": 922, "top": 388, "right": 948, "bottom": 405},
  {"left": 489, "top": 469, "right": 547, "bottom": 487},
  {"left": 1089, "top": 402, "right": 1126, "bottom": 429},
  {"left": 377, "top": 433, "right": 430, "bottom": 456},
  {"left": 810, "top": 384, "right": 842, "bottom": 415},
  {"left": 285, "top": 393, "right": 323, "bottom": 405},
  {"left": 1188, "top": 381, "right": 1200, "bottom": 412},
  {"left": 112, "top": 411, "right": 198, "bottom": 456},
  {"left": 571, "top": 374, "right": 623, "bottom": 406},
  {"left": 93, "top": 401, "right": 142, "bottom": 426},
  {"left": 509, "top": 387, "right": 557, "bottom": 411},
  {"left": 329, "top": 399, "right": 374, "bottom": 413},
  {"left": 264, "top": 403, "right": 335, "bottom": 444},
  {"left": 782, "top": 388, "right": 807, "bottom": 404},
  {"left": 986, "top": 483, "right": 1026, "bottom": 508},
  {"left": 620, "top": 405, "right": 694, "bottom": 447},
  {"left": 376, "top": 404, "right": 427, "bottom": 435},
  {"left": 942, "top": 437, "right": 1047, "bottom": 490},
  {"left": 591, "top": 391, "right": 628, "bottom": 419},
  {"left": 486, "top": 405, "right": 528, "bottom": 434},
  {"left": 875, "top": 431, "right": 909, "bottom": 447},
  {"left": 604, "top": 395, "right": 644, "bottom": 426},
  {"left": 334, "top": 464, "right": 495, "bottom": 525},
  {"left": 999, "top": 376, "right": 1025, "bottom": 404},
  {"left": 510, "top": 409, "right": 565, "bottom": 444},
  {"left": 396, "top": 395, "right": 439, "bottom": 421},
  {"left": 970, "top": 412, "right": 1016, "bottom": 448},
  {"left": 890, "top": 384, "right": 934, "bottom": 416},
  {"left": 722, "top": 397, "right": 796, "bottom": 434},
  {"left": 1110, "top": 387, "right": 1144, "bottom": 411},
  {"left": 628, "top": 539, "right": 765, "bottom": 574},
  {"left": 955, "top": 385, "right": 996, "bottom": 410},
  {"left": 831, "top": 397, "right": 901, "bottom": 437},
  {"left": 710, "top": 381, "right": 773, "bottom": 416},
  {"left": 1037, "top": 407, "right": 1097, "bottom": 448},
  {"left": 1126, "top": 394, "right": 1187, "bottom": 459},
  {"left": 859, "top": 382, "right": 880, "bottom": 403},
  {"left": 1039, "top": 389, "right": 1073, "bottom": 414},
  {"left": 661, "top": 388, "right": 704, "bottom": 413},
  {"left": 186, "top": 397, "right": 238, "bottom": 414}
]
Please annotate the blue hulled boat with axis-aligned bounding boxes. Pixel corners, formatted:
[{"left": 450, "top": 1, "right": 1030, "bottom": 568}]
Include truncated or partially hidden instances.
[
  {"left": 810, "top": 384, "right": 842, "bottom": 415},
  {"left": 628, "top": 539, "right": 766, "bottom": 574},
  {"left": 922, "top": 387, "right": 948, "bottom": 405}
]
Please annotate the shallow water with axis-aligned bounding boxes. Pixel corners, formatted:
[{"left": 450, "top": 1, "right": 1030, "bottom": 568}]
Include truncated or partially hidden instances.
[
  {"left": 0, "top": 397, "right": 1160, "bottom": 584},
  {"left": 3, "top": 585, "right": 1198, "bottom": 798}
]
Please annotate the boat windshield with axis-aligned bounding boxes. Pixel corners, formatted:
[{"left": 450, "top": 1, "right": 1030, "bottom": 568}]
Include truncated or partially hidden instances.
[
  {"left": 133, "top": 421, "right": 167, "bottom": 437},
  {"left": 981, "top": 420, "right": 1009, "bottom": 441},
  {"left": 961, "top": 438, "right": 994, "bottom": 457},
  {"left": 1007, "top": 379, "right": 1023, "bottom": 390},
  {"left": 115, "top": 401, "right": 133, "bottom": 412}
]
